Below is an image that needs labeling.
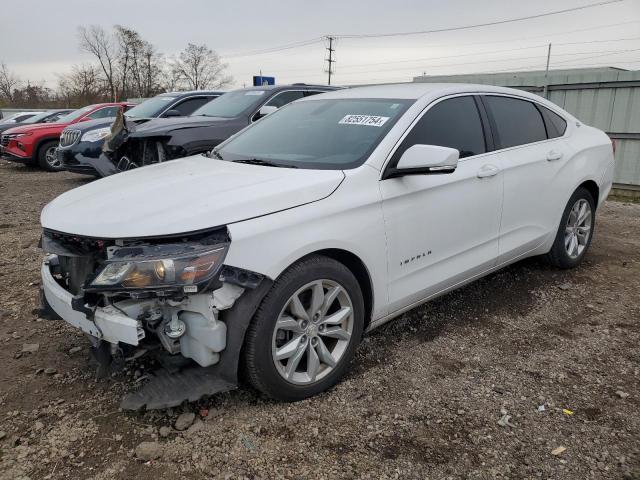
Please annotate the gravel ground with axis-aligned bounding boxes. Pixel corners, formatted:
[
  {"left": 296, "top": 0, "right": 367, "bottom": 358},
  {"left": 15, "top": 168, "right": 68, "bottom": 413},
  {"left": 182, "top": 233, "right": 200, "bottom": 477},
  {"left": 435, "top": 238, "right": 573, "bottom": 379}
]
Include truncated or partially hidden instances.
[{"left": 0, "top": 159, "right": 639, "bottom": 480}]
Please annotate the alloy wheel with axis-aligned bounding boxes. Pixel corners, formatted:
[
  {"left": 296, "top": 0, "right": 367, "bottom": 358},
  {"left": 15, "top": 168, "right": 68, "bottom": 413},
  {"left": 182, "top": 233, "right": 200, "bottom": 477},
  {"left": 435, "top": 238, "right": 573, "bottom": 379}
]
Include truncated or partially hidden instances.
[
  {"left": 45, "top": 146, "right": 61, "bottom": 169},
  {"left": 564, "top": 198, "right": 592, "bottom": 259},
  {"left": 271, "top": 279, "right": 354, "bottom": 385}
]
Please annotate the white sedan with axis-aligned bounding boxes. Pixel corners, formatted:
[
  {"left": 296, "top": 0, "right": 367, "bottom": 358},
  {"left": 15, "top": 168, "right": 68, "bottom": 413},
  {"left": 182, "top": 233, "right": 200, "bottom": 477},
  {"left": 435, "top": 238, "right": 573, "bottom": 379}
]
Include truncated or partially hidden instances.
[{"left": 40, "top": 83, "right": 614, "bottom": 408}]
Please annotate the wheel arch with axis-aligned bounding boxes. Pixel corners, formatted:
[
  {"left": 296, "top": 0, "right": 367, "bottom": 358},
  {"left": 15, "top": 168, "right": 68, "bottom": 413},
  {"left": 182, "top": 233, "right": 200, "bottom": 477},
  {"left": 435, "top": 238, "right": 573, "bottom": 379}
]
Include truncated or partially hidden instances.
[
  {"left": 577, "top": 179, "right": 600, "bottom": 209},
  {"left": 34, "top": 136, "right": 60, "bottom": 161},
  {"left": 302, "top": 248, "right": 374, "bottom": 329}
]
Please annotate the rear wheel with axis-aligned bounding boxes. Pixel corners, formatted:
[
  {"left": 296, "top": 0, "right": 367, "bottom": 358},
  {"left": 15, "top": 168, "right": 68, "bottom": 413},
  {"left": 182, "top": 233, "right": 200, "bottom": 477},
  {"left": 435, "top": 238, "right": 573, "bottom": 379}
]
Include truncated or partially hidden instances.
[
  {"left": 547, "top": 187, "right": 595, "bottom": 269},
  {"left": 244, "top": 255, "right": 364, "bottom": 401},
  {"left": 37, "top": 140, "right": 63, "bottom": 172}
]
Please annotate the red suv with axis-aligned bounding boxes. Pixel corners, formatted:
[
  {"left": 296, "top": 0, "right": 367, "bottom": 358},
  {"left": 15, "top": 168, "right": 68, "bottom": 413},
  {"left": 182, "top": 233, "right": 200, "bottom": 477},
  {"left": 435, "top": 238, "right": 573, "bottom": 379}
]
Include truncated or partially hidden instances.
[{"left": 0, "top": 102, "right": 134, "bottom": 171}]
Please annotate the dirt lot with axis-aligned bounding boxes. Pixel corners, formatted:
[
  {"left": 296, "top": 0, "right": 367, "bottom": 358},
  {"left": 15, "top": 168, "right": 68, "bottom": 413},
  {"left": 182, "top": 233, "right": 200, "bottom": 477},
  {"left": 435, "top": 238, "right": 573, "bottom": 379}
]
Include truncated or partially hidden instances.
[{"left": 0, "top": 159, "right": 638, "bottom": 480}]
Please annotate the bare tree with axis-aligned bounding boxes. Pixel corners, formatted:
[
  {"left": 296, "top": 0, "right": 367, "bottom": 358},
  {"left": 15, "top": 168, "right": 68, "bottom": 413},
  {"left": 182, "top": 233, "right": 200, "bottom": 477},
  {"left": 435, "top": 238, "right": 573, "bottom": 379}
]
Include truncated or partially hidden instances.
[
  {"left": 171, "top": 43, "right": 232, "bottom": 90},
  {"left": 57, "top": 64, "right": 106, "bottom": 106},
  {"left": 78, "top": 25, "right": 118, "bottom": 101},
  {"left": 0, "top": 62, "right": 22, "bottom": 102}
]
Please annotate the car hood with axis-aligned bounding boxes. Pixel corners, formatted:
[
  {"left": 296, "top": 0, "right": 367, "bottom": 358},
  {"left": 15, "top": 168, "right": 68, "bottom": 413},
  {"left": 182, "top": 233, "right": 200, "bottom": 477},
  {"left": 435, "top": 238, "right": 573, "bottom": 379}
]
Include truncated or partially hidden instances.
[
  {"left": 128, "top": 116, "right": 231, "bottom": 137},
  {"left": 3, "top": 122, "right": 69, "bottom": 135},
  {"left": 68, "top": 118, "right": 113, "bottom": 133},
  {"left": 41, "top": 155, "right": 345, "bottom": 238}
]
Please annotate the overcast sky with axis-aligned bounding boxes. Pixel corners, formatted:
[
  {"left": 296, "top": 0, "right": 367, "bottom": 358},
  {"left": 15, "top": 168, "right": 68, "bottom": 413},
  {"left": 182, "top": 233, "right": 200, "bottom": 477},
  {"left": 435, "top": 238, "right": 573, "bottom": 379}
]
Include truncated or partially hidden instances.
[{"left": 1, "top": 0, "right": 639, "bottom": 89}]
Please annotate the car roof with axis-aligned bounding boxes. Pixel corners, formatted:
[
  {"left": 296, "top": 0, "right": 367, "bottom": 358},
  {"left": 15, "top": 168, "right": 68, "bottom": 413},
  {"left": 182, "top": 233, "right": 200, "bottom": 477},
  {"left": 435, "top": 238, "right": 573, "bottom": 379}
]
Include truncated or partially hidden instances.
[
  {"left": 232, "top": 84, "right": 338, "bottom": 93},
  {"left": 313, "top": 82, "right": 541, "bottom": 100},
  {"left": 306, "top": 82, "right": 571, "bottom": 116},
  {"left": 161, "top": 90, "right": 226, "bottom": 97}
]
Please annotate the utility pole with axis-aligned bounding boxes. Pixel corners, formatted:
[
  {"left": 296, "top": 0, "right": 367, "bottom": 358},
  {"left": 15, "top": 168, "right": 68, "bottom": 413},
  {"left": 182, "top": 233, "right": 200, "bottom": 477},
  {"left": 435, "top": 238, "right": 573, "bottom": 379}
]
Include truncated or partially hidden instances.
[
  {"left": 325, "top": 36, "right": 336, "bottom": 85},
  {"left": 543, "top": 43, "right": 552, "bottom": 99}
]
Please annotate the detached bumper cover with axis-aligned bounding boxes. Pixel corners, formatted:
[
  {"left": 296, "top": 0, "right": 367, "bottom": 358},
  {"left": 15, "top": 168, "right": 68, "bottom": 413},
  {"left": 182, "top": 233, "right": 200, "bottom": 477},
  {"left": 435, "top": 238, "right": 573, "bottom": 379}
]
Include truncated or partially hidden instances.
[{"left": 41, "top": 260, "right": 143, "bottom": 345}]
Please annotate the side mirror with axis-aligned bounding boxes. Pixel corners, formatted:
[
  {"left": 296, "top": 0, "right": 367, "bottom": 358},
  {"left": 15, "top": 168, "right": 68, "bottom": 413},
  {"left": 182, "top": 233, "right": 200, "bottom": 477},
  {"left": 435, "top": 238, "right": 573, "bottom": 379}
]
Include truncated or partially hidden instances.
[
  {"left": 163, "top": 109, "right": 182, "bottom": 118},
  {"left": 256, "top": 105, "right": 278, "bottom": 119},
  {"left": 385, "top": 144, "right": 459, "bottom": 179}
]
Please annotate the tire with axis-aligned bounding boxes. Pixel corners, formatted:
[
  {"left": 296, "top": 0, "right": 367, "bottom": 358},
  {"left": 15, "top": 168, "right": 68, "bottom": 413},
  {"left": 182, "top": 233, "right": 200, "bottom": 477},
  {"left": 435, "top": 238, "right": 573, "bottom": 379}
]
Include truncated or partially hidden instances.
[
  {"left": 244, "top": 255, "right": 364, "bottom": 401},
  {"left": 37, "top": 140, "right": 63, "bottom": 172},
  {"left": 547, "top": 187, "right": 596, "bottom": 269}
]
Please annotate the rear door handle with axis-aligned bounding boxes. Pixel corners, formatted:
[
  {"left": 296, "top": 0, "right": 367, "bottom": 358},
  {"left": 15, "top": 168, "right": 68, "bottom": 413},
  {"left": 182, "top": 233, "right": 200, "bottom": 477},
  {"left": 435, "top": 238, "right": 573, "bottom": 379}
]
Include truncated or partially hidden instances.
[
  {"left": 547, "top": 150, "right": 563, "bottom": 161},
  {"left": 477, "top": 164, "right": 501, "bottom": 178}
]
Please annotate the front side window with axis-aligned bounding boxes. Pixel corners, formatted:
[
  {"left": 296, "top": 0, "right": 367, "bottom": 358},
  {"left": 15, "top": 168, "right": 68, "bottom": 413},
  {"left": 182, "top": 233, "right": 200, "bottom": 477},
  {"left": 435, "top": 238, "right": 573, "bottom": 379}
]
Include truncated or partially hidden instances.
[
  {"left": 216, "top": 98, "right": 412, "bottom": 170},
  {"left": 87, "top": 106, "right": 120, "bottom": 120},
  {"left": 126, "top": 96, "right": 177, "bottom": 118},
  {"left": 483, "top": 96, "right": 547, "bottom": 148},
  {"left": 172, "top": 97, "right": 211, "bottom": 116},
  {"left": 192, "top": 89, "right": 267, "bottom": 118},
  {"left": 264, "top": 90, "right": 305, "bottom": 108},
  {"left": 392, "top": 96, "right": 486, "bottom": 165},
  {"left": 57, "top": 105, "right": 97, "bottom": 123}
]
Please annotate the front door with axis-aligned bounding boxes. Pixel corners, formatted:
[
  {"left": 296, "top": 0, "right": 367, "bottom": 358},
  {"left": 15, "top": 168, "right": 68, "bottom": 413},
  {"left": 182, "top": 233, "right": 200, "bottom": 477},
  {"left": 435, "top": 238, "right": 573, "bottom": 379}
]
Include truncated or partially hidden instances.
[{"left": 379, "top": 95, "right": 503, "bottom": 314}]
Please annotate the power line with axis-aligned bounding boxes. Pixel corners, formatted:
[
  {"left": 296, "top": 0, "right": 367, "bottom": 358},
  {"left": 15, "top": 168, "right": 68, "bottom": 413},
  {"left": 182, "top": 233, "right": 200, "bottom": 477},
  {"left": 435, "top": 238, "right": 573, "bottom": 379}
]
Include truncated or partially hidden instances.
[
  {"left": 286, "top": 48, "right": 640, "bottom": 77},
  {"left": 219, "top": 7, "right": 633, "bottom": 61},
  {"left": 332, "top": 0, "right": 623, "bottom": 39},
  {"left": 223, "top": 37, "right": 324, "bottom": 58},
  {"left": 336, "top": 36, "right": 640, "bottom": 70}
]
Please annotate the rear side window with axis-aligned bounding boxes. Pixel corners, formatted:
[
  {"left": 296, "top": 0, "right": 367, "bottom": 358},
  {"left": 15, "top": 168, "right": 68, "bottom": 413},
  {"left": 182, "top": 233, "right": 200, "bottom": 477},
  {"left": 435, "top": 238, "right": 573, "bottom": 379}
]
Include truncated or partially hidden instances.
[
  {"left": 539, "top": 106, "right": 567, "bottom": 138},
  {"left": 483, "top": 96, "right": 547, "bottom": 148},
  {"left": 392, "top": 95, "right": 486, "bottom": 162}
]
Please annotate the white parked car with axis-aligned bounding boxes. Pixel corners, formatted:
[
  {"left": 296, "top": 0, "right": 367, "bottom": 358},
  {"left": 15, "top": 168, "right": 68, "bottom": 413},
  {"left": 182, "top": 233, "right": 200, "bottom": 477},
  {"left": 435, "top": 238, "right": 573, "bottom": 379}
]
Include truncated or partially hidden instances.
[{"left": 40, "top": 83, "right": 614, "bottom": 408}]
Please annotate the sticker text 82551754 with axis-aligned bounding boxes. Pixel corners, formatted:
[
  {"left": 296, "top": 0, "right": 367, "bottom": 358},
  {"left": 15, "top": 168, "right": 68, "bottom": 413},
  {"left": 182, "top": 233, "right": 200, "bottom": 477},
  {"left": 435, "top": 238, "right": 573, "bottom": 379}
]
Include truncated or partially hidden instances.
[{"left": 339, "top": 115, "right": 390, "bottom": 127}]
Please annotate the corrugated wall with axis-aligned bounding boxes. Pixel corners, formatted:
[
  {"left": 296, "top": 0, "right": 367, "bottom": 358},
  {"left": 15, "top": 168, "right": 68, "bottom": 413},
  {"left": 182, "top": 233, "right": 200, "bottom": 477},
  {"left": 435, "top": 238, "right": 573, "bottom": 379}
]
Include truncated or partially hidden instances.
[{"left": 414, "top": 68, "right": 640, "bottom": 187}]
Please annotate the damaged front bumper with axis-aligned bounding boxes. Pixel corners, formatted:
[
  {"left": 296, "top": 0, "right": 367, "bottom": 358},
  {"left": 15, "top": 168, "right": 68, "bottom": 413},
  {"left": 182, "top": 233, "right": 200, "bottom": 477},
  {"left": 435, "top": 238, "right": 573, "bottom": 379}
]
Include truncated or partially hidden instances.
[{"left": 41, "top": 252, "right": 272, "bottom": 410}]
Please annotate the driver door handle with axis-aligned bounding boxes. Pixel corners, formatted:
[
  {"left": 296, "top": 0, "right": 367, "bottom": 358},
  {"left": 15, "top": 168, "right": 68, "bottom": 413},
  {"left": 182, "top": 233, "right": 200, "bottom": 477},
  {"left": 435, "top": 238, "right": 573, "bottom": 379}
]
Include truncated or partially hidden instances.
[{"left": 477, "top": 164, "right": 501, "bottom": 178}]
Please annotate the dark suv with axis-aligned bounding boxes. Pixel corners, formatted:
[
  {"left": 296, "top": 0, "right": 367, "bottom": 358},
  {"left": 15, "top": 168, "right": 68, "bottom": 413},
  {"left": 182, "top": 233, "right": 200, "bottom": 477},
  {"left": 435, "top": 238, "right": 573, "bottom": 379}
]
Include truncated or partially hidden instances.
[
  {"left": 58, "top": 90, "right": 224, "bottom": 176},
  {"left": 92, "top": 84, "right": 338, "bottom": 176}
]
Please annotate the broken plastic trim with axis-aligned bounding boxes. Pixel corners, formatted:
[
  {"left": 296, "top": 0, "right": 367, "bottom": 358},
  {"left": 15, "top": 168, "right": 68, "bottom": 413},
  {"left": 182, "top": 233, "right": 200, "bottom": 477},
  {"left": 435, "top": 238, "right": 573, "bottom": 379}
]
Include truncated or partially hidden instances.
[{"left": 120, "top": 278, "right": 273, "bottom": 410}]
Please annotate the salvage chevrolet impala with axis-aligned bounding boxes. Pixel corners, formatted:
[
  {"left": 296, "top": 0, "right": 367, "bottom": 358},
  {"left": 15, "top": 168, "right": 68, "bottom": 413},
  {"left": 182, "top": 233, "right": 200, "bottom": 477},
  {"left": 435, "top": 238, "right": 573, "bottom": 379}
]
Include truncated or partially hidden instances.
[{"left": 39, "top": 84, "right": 614, "bottom": 409}]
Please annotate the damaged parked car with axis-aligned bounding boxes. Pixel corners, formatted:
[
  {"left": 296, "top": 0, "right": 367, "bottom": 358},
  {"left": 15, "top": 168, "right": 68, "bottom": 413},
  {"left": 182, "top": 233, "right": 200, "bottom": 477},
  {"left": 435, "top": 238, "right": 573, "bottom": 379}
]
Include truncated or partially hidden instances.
[
  {"left": 58, "top": 90, "right": 224, "bottom": 176},
  {"left": 87, "top": 84, "right": 336, "bottom": 176},
  {"left": 40, "top": 84, "right": 614, "bottom": 409},
  {"left": 1, "top": 103, "right": 134, "bottom": 171}
]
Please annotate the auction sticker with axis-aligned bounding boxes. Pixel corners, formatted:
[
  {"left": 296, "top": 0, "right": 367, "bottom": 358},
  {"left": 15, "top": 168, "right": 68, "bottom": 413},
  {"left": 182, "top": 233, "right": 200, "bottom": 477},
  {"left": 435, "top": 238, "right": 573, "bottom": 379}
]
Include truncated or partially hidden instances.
[{"left": 339, "top": 115, "right": 390, "bottom": 127}]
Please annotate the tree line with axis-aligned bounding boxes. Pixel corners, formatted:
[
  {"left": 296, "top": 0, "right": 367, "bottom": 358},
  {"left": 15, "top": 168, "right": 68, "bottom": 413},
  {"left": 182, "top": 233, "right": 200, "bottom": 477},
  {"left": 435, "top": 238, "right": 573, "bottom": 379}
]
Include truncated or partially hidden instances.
[{"left": 0, "top": 25, "right": 233, "bottom": 109}]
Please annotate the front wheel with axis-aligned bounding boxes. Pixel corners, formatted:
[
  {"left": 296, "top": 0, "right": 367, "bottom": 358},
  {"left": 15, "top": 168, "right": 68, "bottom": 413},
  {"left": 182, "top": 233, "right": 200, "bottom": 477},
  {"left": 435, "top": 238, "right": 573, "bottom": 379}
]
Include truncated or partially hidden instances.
[
  {"left": 37, "top": 140, "right": 63, "bottom": 172},
  {"left": 547, "top": 187, "right": 596, "bottom": 269},
  {"left": 243, "top": 255, "right": 364, "bottom": 401}
]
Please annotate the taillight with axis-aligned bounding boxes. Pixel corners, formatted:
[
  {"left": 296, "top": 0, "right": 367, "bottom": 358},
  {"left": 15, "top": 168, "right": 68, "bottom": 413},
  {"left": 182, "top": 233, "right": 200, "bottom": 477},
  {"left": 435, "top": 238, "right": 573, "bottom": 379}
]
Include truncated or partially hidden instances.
[{"left": 611, "top": 138, "right": 616, "bottom": 156}]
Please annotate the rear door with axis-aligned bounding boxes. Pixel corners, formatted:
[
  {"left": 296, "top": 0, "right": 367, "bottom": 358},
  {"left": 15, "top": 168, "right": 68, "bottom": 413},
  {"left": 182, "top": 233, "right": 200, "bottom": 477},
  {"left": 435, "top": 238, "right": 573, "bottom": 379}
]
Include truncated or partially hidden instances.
[
  {"left": 380, "top": 95, "right": 504, "bottom": 313},
  {"left": 481, "top": 95, "right": 571, "bottom": 263}
]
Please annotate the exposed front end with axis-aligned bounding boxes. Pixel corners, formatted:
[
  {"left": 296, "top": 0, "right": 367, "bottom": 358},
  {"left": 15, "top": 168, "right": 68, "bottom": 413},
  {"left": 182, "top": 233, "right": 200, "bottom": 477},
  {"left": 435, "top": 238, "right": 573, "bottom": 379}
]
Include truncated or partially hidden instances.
[{"left": 40, "top": 227, "right": 266, "bottom": 409}]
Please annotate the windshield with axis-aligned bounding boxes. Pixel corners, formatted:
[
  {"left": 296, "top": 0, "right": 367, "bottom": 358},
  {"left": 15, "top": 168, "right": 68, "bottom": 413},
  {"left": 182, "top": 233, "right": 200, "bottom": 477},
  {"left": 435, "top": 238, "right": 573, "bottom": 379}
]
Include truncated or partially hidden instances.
[
  {"left": 126, "top": 96, "right": 177, "bottom": 118},
  {"left": 191, "top": 89, "right": 266, "bottom": 118},
  {"left": 56, "top": 105, "right": 96, "bottom": 123},
  {"left": 216, "top": 98, "right": 412, "bottom": 169}
]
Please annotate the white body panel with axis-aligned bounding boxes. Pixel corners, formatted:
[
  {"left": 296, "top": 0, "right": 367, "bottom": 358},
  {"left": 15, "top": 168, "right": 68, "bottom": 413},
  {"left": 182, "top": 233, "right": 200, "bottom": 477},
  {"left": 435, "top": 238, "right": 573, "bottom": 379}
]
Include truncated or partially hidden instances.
[
  {"left": 41, "top": 83, "right": 615, "bottom": 331},
  {"left": 41, "top": 155, "right": 344, "bottom": 238}
]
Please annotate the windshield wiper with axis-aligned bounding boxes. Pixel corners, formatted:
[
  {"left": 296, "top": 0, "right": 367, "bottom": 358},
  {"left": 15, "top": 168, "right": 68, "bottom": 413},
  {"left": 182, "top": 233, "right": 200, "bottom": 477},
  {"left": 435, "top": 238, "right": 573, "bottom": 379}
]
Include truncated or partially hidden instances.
[{"left": 232, "top": 158, "right": 297, "bottom": 168}]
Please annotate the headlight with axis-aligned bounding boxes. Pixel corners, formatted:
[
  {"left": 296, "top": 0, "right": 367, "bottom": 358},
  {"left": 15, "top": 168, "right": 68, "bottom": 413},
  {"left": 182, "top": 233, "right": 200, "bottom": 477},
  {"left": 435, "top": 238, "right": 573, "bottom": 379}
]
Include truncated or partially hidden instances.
[
  {"left": 81, "top": 127, "right": 112, "bottom": 143},
  {"left": 10, "top": 132, "right": 31, "bottom": 139},
  {"left": 87, "top": 242, "right": 229, "bottom": 293}
]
